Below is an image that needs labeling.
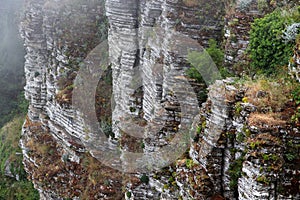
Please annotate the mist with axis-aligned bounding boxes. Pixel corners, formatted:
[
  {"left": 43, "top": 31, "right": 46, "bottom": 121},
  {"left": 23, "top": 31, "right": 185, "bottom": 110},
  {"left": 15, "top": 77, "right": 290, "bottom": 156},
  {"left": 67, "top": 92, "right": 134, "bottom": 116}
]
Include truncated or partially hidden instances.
[{"left": 0, "top": 0, "right": 25, "bottom": 126}]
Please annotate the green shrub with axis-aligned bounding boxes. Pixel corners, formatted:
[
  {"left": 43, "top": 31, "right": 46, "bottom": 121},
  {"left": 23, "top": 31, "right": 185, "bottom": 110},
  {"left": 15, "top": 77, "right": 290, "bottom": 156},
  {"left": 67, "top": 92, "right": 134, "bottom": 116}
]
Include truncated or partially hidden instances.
[
  {"left": 290, "top": 84, "right": 300, "bottom": 123},
  {"left": 126, "top": 191, "right": 132, "bottom": 198},
  {"left": 140, "top": 174, "right": 149, "bottom": 184},
  {"left": 291, "top": 108, "right": 300, "bottom": 123},
  {"left": 256, "top": 175, "right": 269, "bottom": 184},
  {"left": 186, "top": 39, "right": 229, "bottom": 84},
  {"left": 16, "top": 92, "right": 29, "bottom": 115},
  {"left": 206, "top": 39, "right": 224, "bottom": 68},
  {"left": 291, "top": 85, "right": 300, "bottom": 105},
  {"left": 0, "top": 177, "right": 39, "bottom": 200},
  {"left": 285, "top": 153, "right": 297, "bottom": 161},
  {"left": 289, "top": 6, "right": 300, "bottom": 22},
  {"left": 34, "top": 72, "right": 40, "bottom": 77},
  {"left": 249, "top": 10, "right": 294, "bottom": 73},
  {"left": 0, "top": 91, "right": 28, "bottom": 127},
  {"left": 185, "top": 159, "right": 194, "bottom": 169},
  {"left": 100, "top": 121, "right": 114, "bottom": 138},
  {"left": 186, "top": 63, "right": 205, "bottom": 83},
  {"left": 229, "top": 155, "right": 245, "bottom": 189},
  {"left": 236, "top": 132, "right": 245, "bottom": 143}
]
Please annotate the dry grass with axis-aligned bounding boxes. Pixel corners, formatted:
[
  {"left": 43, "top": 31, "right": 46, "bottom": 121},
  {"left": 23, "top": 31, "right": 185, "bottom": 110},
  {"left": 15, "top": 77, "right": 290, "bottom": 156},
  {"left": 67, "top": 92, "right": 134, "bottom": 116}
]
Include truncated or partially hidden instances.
[
  {"left": 248, "top": 112, "right": 286, "bottom": 127},
  {"left": 182, "top": 0, "right": 199, "bottom": 7},
  {"left": 23, "top": 116, "right": 42, "bottom": 128},
  {"left": 244, "top": 78, "right": 293, "bottom": 111}
]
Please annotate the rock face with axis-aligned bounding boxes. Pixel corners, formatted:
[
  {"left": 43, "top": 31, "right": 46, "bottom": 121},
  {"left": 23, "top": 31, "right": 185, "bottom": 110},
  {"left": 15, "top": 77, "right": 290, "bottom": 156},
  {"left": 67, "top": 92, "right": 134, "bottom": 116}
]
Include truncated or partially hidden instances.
[
  {"left": 106, "top": 0, "right": 225, "bottom": 198},
  {"left": 224, "top": 0, "right": 263, "bottom": 71},
  {"left": 290, "top": 41, "right": 300, "bottom": 82},
  {"left": 192, "top": 79, "right": 300, "bottom": 200},
  {"left": 106, "top": 0, "right": 224, "bottom": 161},
  {"left": 20, "top": 0, "right": 299, "bottom": 199},
  {"left": 20, "top": 0, "right": 125, "bottom": 199}
]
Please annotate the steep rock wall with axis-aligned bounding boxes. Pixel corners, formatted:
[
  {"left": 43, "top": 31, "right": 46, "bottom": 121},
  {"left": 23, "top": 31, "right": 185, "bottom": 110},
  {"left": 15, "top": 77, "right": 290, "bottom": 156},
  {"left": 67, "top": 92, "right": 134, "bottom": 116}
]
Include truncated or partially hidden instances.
[
  {"left": 20, "top": 0, "right": 125, "bottom": 199},
  {"left": 191, "top": 79, "right": 300, "bottom": 200},
  {"left": 106, "top": 0, "right": 225, "bottom": 160},
  {"left": 20, "top": 0, "right": 300, "bottom": 199},
  {"left": 106, "top": 0, "right": 225, "bottom": 198},
  {"left": 289, "top": 40, "right": 300, "bottom": 82},
  {"left": 224, "top": 0, "right": 263, "bottom": 71}
]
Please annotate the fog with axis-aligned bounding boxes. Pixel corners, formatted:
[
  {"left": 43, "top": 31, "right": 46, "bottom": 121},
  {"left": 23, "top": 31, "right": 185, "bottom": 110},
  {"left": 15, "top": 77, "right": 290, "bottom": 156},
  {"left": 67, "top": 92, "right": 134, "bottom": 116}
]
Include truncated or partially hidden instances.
[{"left": 0, "top": 0, "right": 25, "bottom": 126}]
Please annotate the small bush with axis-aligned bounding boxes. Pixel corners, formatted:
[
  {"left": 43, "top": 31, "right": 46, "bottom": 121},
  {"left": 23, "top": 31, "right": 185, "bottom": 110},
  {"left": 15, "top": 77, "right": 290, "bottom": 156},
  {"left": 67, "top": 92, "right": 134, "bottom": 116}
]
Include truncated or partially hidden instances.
[
  {"left": 185, "top": 159, "right": 194, "bottom": 169},
  {"left": 285, "top": 152, "right": 298, "bottom": 161},
  {"left": 100, "top": 121, "right": 114, "bottom": 138},
  {"left": 140, "top": 174, "right": 149, "bottom": 184},
  {"left": 291, "top": 85, "right": 300, "bottom": 105},
  {"left": 249, "top": 10, "right": 294, "bottom": 74},
  {"left": 34, "top": 72, "right": 40, "bottom": 77},
  {"left": 206, "top": 39, "right": 224, "bottom": 68},
  {"left": 186, "top": 39, "right": 228, "bottom": 84},
  {"left": 229, "top": 155, "right": 245, "bottom": 189},
  {"left": 256, "top": 175, "right": 269, "bottom": 184},
  {"left": 126, "top": 191, "right": 132, "bottom": 198}
]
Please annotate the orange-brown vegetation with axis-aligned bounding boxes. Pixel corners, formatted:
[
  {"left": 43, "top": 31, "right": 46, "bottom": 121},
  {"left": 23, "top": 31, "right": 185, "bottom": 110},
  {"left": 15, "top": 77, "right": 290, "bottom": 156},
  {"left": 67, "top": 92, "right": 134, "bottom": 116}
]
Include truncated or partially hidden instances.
[
  {"left": 244, "top": 78, "right": 293, "bottom": 111},
  {"left": 182, "top": 0, "right": 199, "bottom": 7},
  {"left": 237, "top": 77, "right": 299, "bottom": 129},
  {"left": 248, "top": 112, "right": 286, "bottom": 127}
]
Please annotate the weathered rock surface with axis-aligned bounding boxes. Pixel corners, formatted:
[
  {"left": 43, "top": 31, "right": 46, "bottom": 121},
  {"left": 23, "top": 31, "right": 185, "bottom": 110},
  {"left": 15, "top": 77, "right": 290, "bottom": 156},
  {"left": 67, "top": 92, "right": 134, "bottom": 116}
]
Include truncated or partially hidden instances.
[
  {"left": 20, "top": 0, "right": 300, "bottom": 199},
  {"left": 289, "top": 41, "right": 300, "bottom": 82},
  {"left": 106, "top": 0, "right": 225, "bottom": 198},
  {"left": 224, "top": 0, "right": 263, "bottom": 71},
  {"left": 19, "top": 0, "right": 125, "bottom": 199}
]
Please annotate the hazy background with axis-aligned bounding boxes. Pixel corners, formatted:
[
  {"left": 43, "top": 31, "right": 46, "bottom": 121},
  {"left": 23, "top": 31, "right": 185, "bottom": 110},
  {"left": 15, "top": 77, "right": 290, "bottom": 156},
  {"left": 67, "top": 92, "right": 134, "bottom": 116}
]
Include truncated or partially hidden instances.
[{"left": 0, "top": 0, "right": 26, "bottom": 127}]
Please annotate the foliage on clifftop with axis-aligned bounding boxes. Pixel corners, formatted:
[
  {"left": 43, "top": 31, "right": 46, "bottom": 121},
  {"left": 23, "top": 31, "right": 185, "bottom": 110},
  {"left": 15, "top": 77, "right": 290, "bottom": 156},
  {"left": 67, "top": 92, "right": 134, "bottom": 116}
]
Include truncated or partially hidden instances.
[
  {"left": 249, "top": 7, "right": 300, "bottom": 74},
  {"left": 240, "top": 5, "right": 300, "bottom": 127}
]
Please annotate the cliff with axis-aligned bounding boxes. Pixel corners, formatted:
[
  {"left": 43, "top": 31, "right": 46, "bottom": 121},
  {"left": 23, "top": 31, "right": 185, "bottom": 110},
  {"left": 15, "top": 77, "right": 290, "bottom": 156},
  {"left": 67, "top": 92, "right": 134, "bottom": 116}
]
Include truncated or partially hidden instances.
[
  {"left": 20, "top": 0, "right": 124, "bottom": 199},
  {"left": 19, "top": 0, "right": 299, "bottom": 199}
]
